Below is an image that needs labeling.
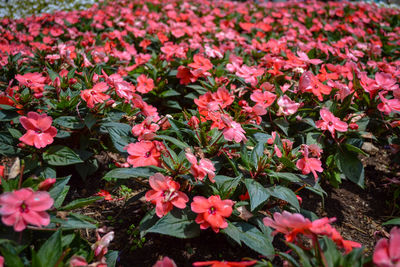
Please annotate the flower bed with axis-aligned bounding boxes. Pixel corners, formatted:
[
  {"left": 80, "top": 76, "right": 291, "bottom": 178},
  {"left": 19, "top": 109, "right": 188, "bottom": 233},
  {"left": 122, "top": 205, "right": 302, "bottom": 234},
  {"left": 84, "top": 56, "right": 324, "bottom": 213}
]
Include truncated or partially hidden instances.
[{"left": 0, "top": 0, "right": 399, "bottom": 266}]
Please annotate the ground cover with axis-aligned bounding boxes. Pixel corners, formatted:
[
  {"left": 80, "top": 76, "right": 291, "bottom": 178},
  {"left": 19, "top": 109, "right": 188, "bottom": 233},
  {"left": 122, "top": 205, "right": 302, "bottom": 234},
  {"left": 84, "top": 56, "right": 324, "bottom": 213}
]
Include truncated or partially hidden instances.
[{"left": 0, "top": 0, "right": 399, "bottom": 266}]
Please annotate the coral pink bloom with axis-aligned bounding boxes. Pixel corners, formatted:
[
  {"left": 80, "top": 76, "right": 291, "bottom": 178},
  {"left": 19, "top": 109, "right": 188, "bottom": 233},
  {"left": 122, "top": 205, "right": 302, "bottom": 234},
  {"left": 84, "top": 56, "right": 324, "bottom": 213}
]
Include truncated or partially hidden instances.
[
  {"left": 92, "top": 231, "right": 114, "bottom": 258},
  {"left": 153, "top": 257, "right": 177, "bottom": 267},
  {"left": 145, "top": 173, "right": 189, "bottom": 218},
  {"left": 316, "top": 108, "right": 348, "bottom": 137},
  {"left": 38, "top": 178, "right": 56, "bottom": 191},
  {"left": 221, "top": 115, "right": 247, "bottom": 143},
  {"left": 15, "top": 72, "right": 46, "bottom": 96},
  {"left": 69, "top": 256, "right": 88, "bottom": 266},
  {"left": 131, "top": 117, "right": 160, "bottom": 141},
  {"left": 19, "top": 112, "right": 57, "bottom": 149},
  {"left": 136, "top": 74, "right": 154, "bottom": 94},
  {"left": 297, "top": 51, "right": 323, "bottom": 65},
  {"left": 125, "top": 141, "right": 161, "bottom": 167},
  {"left": 263, "top": 211, "right": 312, "bottom": 242},
  {"left": 191, "top": 195, "right": 233, "bottom": 233},
  {"left": 373, "top": 227, "right": 400, "bottom": 267},
  {"left": 299, "top": 71, "right": 331, "bottom": 101},
  {"left": 0, "top": 188, "right": 53, "bottom": 231},
  {"left": 378, "top": 92, "right": 400, "bottom": 115},
  {"left": 375, "top": 72, "right": 399, "bottom": 91},
  {"left": 193, "top": 260, "right": 257, "bottom": 267},
  {"left": 80, "top": 82, "right": 110, "bottom": 108},
  {"left": 250, "top": 90, "right": 276, "bottom": 115},
  {"left": 189, "top": 54, "right": 213, "bottom": 77},
  {"left": 277, "top": 95, "right": 301, "bottom": 116},
  {"left": 185, "top": 152, "right": 216, "bottom": 183},
  {"left": 296, "top": 156, "right": 323, "bottom": 180}
]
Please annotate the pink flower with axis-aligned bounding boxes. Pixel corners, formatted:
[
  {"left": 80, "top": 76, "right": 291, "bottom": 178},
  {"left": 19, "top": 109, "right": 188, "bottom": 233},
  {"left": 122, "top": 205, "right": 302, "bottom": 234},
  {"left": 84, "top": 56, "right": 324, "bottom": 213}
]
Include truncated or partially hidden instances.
[
  {"left": 297, "top": 51, "right": 323, "bottom": 65},
  {"left": 38, "top": 178, "right": 56, "bottom": 191},
  {"left": 15, "top": 72, "right": 46, "bottom": 97},
  {"left": 221, "top": 115, "right": 247, "bottom": 143},
  {"left": 263, "top": 211, "right": 312, "bottom": 242},
  {"left": 378, "top": 92, "right": 400, "bottom": 115},
  {"left": 131, "top": 118, "right": 160, "bottom": 140},
  {"left": 80, "top": 82, "right": 110, "bottom": 108},
  {"left": 92, "top": 230, "right": 114, "bottom": 259},
  {"left": 0, "top": 188, "right": 53, "bottom": 231},
  {"left": 185, "top": 152, "right": 216, "bottom": 183},
  {"left": 373, "top": 227, "right": 400, "bottom": 267},
  {"left": 136, "top": 74, "right": 154, "bottom": 94},
  {"left": 153, "top": 257, "right": 177, "bottom": 267},
  {"left": 375, "top": 72, "right": 399, "bottom": 91},
  {"left": 316, "top": 108, "right": 348, "bottom": 138},
  {"left": 191, "top": 195, "right": 233, "bottom": 233},
  {"left": 193, "top": 260, "right": 257, "bottom": 267},
  {"left": 125, "top": 141, "right": 162, "bottom": 167},
  {"left": 188, "top": 54, "right": 213, "bottom": 77},
  {"left": 296, "top": 146, "right": 323, "bottom": 180},
  {"left": 69, "top": 256, "right": 88, "bottom": 267},
  {"left": 277, "top": 95, "right": 300, "bottom": 116},
  {"left": 250, "top": 90, "right": 276, "bottom": 115},
  {"left": 145, "top": 173, "right": 189, "bottom": 217},
  {"left": 19, "top": 112, "right": 57, "bottom": 149}
]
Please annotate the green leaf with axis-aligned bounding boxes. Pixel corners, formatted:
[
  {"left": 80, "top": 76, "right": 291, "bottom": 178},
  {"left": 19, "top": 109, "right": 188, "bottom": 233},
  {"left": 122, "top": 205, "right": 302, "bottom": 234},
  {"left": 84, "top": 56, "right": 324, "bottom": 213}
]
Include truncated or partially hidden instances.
[
  {"left": 214, "top": 175, "right": 242, "bottom": 196},
  {"left": 54, "top": 116, "right": 84, "bottom": 129},
  {"left": 52, "top": 213, "right": 97, "bottom": 229},
  {"left": 266, "top": 186, "right": 300, "bottom": 211},
  {"left": 269, "top": 172, "right": 303, "bottom": 182},
  {"left": 49, "top": 176, "right": 71, "bottom": 207},
  {"left": 274, "top": 118, "right": 289, "bottom": 136},
  {"left": 156, "top": 135, "right": 189, "bottom": 149},
  {"left": 383, "top": 218, "right": 400, "bottom": 226},
  {"left": 105, "top": 251, "right": 119, "bottom": 267},
  {"left": 54, "top": 186, "right": 70, "bottom": 209},
  {"left": 60, "top": 196, "right": 102, "bottom": 211},
  {"left": 0, "top": 244, "right": 24, "bottom": 267},
  {"left": 37, "top": 230, "right": 62, "bottom": 267},
  {"left": 141, "top": 209, "right": 200, "bottom": 239},
  {"left": 336, "top": 150, "right": 365, "bottom": 188},
  {"left": 230, "top": 222, "right": 274, "bottom": 258},
  {"left": 100, "top": 122, "right": 132, "bottom": 152},
  {"left": 244, "top": 179, "right": 270, "bottom": 211},
  {"left": 43, "top": 146, "right": 83, "bottom": 166},
  {"left": 103, "top": 167, "right": 157, "bottom": 180}
]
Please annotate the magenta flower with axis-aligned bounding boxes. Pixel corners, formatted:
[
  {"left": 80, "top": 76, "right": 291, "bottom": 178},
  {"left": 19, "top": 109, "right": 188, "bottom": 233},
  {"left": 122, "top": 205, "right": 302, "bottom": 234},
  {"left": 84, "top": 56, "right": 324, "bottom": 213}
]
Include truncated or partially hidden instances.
[
  {"left": 373, "top": 227, "right": 400, "bottom": 267},
  {"left": 316, "top": 108, "right": 348, "bottom": 137},
  {"left": 19, "top": 112, "right": 57, "bottom": 149},
  {"left": 277, "top": 95, "right": 301, "bottom": 116},
  {"left": 145, "top": 173, "right": 189, "bottom": 217},
  {"left": 221, "top": 115, "right": 247, "bottom": 143},
  {"left": 0, "top": 188, "right": 53, "bottom": 231}
]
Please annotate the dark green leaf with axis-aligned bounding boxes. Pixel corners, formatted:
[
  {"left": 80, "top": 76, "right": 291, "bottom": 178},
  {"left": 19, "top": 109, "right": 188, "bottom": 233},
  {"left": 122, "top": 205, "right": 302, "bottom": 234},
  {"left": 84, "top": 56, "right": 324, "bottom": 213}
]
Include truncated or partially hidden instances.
[
  {"left": 244, "top": 179, "right": 270, "bottom": 211},
  {"left": 103, "top": 167, "right": 156, "bottom": 180},
  {"left": 37, "top": 230, "right": 62, "bottom": 267},
  {"left": 43, "top": 146, "right": 83, "bottom": 166},
  {"left": 60, "top": 196, "right": 102, "bottom": 211}
]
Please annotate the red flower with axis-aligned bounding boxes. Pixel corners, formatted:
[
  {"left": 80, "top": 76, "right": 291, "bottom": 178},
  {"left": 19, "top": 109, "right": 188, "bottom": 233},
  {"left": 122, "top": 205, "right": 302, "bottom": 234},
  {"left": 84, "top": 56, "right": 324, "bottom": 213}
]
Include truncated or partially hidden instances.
[
  {"left": 0, "top": 188, "right": 53, "bottom": 231},
  {"left": 19, "top": 112, "right": 57, "bottom": 149},
  {"left": 145, "top": 173, "right": 189, "bottom": 217},
  {"left": 96, "top": 190, "right": 113, "bottom": 201},
  {"left": 153, "top": 256, "right": 177, "bottom": 267},
  {"left": 38, "top": 178, "right": 56, "bottom": 191},
  {"left": 125, "top": 141, "right": 161, "bottom": 167},
  {"left": 191, "top": 195, "right": 233, "bottom": 233},
  {"left": 188, "top": 54, "right": 213, "bottom": 77}
]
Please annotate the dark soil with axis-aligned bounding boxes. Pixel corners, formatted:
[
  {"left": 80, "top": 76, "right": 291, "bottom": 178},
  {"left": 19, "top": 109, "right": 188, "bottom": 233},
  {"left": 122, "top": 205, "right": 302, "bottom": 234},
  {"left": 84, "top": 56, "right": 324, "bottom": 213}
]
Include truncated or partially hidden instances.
[{"left": 74, "top": 144, "right": 400, "bottom": 266}]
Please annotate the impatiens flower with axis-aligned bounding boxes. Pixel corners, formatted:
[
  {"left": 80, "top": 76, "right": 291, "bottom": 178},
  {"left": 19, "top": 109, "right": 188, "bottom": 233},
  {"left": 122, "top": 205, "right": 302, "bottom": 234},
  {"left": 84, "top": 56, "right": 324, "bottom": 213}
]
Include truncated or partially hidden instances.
[
  {"left": 193, "top": 260, "right": 257, "bottom": 267},
  {"left": 15, "top": 72, "right": 46, "bottom": 97},
  {"left": 0, "top": 188, "right": 53, "bottom": 231},
  {"left": 19, "top": 112, "right": 57, "bottom": 149},
  {"left": 221, "top": 115, "right": 247, "bottom": 143},
  {"left": 80, "top": 82, "right": 110, "bottom": 108},
  {"left": 375, "top": 72, "right": 399, "bottom": 91},
  {"left": 250, "top": 90, "right": 276, "bottom": 115},
  {"left": 296, "top": 145, "right": 323, "bottom": 180},
  {"left": 145, "top": 173, "right": 189, "bottom": 217},
  {"left": 299, "top": 71, "right": 331, "bottom": 101},
  {"left": 92, "top": 230, "right": 114, "bottom": 259},
  {"left": 191, "top": 195, "right": 234, "bottom": 233},
  {"left": 189, "top": 54, "right": 213, "bottom": 77},
  {"left": 185, "top": 152, "right": 216, "bottom": 183},
  {"left": 125, "top": 141, "right": 162, "bottom": 167},
  {"left": 38, "top": 178, "right": 56, "bottom": 191},
  {"left": 373, "top": 227, "right": 400, "bottom": 267},
  {"left": 153, "top": 257, "right": 177, "bottom": 267},
  {"left": 69, "top": 256, "right": 88, "bottom": 267},
  {"left": 131, "top": 117, "right": 160, "bottom": 140},
  {"left": 316, "top": 108, "right": 348, "bottom": 138},
  {"left": 377, "top": 92, "right": 400, "bottom": 115},
  {"left": 136, "top": 74, "right": 155, "bottom": 94},
  {"left": 95, "top": 190, "right": 113, "bottom": 201},
  {"left": 277, "top": 95, "right": 301, "bottom": 116}
]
